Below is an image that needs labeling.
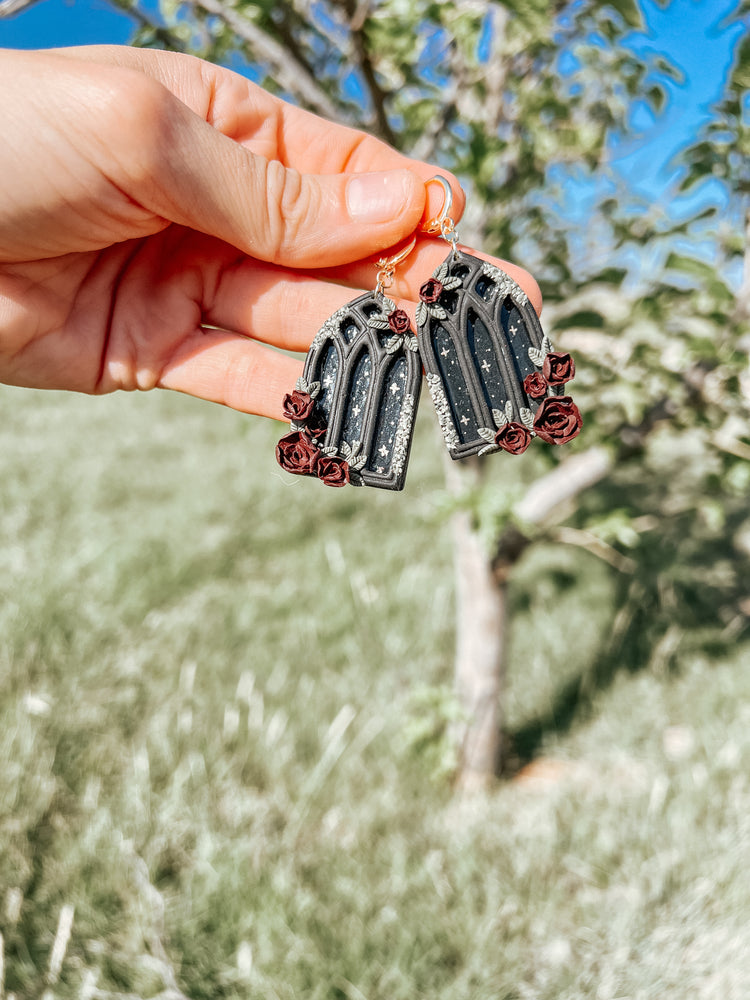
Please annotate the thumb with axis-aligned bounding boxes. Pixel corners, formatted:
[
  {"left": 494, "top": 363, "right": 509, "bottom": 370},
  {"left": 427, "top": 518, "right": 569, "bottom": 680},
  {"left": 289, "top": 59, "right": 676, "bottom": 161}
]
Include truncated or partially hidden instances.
[{"left": 139, "top": 92, "right": 426, "bottom": 267}]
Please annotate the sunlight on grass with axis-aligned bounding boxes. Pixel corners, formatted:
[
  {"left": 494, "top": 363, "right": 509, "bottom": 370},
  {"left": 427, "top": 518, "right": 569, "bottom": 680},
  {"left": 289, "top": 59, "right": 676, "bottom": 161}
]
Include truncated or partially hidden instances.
[{"left": 1, "top": 387, "right": 749, "bottom": 999}]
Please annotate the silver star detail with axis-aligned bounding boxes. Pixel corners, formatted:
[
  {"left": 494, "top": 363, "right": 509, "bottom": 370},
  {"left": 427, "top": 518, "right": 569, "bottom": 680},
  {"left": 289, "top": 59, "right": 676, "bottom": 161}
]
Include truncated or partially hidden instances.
[
  {"left": 481, "top": 360, "right": 491, "bottom": 372},
  {"left": 460, "top": 414, "right": 469, "bottom": 426},
  {"left": 379, "top": 445, "right": 388, "bottom": 458},
  {"left": 352, "top": 405, "right": 361, "bottom": 417},
  {"left": 441, "top": 347, "right": 450, "bottom": 358},
  {"left": 509, "top": 324, "right": 518, "bottom": 335},
  {"left": 390, "top": 383, "right": 400, "bottom": 396}
]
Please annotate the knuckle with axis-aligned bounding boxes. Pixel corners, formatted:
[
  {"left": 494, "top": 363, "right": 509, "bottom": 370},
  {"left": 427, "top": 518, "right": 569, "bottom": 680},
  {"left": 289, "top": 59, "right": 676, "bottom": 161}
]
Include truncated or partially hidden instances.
[{"left": 264, "top": 160, "right": 316, "bottom": 262}]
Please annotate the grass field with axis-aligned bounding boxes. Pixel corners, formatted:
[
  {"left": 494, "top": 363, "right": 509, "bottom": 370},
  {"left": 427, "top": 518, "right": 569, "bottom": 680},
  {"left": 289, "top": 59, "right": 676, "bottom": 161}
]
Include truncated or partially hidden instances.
[{"left": 1, "top": 385, "right": 749, "bottom": 1000}]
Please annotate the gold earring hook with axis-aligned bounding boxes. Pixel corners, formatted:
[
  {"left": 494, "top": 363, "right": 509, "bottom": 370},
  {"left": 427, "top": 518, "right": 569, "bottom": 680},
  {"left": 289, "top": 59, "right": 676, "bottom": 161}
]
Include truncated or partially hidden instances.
[
  {"left": 421, "top": 175, "right": 455, "bottom": 235},
  {"left": 375, "top": 235, "right": 417, "bottom": 294}
]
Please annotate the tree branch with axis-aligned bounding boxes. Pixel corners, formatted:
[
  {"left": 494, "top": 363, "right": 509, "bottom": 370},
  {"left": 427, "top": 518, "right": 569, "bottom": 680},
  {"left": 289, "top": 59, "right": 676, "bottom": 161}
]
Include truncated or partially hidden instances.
[
  {"left": 194, "top": 0, "right": 341, "bottom": 121},
  {"left": 0, "top": 0, "right": 42, "bottom": 16}
]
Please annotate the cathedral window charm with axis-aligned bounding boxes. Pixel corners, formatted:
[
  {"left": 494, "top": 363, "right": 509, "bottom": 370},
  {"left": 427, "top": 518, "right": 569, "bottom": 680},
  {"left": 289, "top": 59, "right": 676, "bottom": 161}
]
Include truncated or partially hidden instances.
[
  {"left": 276, "top": 240, "right": 421, "bottom": 490},
  {"left": 416, "top": 176, "right": 582, "bottom": 460}
]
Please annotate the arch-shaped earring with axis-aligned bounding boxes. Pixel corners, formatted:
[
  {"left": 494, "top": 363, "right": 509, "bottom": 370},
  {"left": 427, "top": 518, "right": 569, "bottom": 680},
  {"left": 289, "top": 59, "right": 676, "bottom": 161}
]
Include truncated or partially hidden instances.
[
  {"left": 276, "top": 238, "right": 422, "bottom": 490},
  {"left": 416, "top": 175, "right": 582, "bottom": 459}
]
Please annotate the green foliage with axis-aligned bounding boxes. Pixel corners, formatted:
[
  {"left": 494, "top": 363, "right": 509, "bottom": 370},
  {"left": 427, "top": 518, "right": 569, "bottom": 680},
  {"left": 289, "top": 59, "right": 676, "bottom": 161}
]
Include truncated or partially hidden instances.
[{"left": 2, "top": 388, "right": 750, "bottom": 999}]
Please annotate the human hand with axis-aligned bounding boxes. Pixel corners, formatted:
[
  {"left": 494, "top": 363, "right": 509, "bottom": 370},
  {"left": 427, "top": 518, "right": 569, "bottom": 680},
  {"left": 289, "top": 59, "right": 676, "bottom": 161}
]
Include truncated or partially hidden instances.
[{"left": 0, "top": 45, "right": 541, "bottom": 420}]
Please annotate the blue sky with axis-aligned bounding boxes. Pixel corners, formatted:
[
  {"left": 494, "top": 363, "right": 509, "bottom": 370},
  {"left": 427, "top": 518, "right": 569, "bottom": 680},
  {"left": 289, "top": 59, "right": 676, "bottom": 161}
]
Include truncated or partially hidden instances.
[{"left": 0, "top": 0, "right": 742, "bottom": 215}]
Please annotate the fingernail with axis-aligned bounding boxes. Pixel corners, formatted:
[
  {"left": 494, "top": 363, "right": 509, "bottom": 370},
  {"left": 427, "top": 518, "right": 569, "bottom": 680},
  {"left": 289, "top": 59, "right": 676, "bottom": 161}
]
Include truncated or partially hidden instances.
[{"left": 346, "top": 170, "right": 413, "bottom": 224}]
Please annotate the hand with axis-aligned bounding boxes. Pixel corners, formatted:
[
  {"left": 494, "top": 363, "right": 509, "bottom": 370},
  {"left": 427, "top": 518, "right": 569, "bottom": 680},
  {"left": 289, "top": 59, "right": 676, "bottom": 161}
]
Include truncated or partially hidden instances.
[{"left": 0, "top": 45, "right": 541, "bottom": 420}]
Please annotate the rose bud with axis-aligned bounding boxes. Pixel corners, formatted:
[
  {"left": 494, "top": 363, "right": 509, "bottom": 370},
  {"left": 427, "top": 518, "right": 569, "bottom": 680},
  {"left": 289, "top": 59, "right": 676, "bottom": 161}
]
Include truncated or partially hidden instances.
[
  {"left": 542, "top": 351, "right": 576, "bottom": 385},
  {"left": 532, "top": 396, "right": 582, "bottom": 445},
  {"left": 282, "top": 389, "right": 315, "bottom": 422},
  {"left": 388, "top": 309, "right": 412, "bottom": 334},
  {"left": 316, "top": 455, "right": 350, "bottom": 487},
  {"left": 523, "top": 371, "right": 548, "bottom": 399},
  {"left": 494, "top": 421, "right": 532, "bottom": 455},
  {"left": 275, "top": 431, "right": 320, "bottom": 476},
  {"left": 419, "top": 278, "right": 444, "bottom": 304}
]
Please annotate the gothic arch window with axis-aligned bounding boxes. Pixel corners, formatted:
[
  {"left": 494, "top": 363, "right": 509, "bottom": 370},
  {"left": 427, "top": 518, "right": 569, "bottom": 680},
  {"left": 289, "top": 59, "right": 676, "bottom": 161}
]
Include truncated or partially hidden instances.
[
  {"left": 303, "top": 291, "right": 422, "bottom": 490},
  {"left": 418, "top": 251, "right": 546, "bottom": 459}
]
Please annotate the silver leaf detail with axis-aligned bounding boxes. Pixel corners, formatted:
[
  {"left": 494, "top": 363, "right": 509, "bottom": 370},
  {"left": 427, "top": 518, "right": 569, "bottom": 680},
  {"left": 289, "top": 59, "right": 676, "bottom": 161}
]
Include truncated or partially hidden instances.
[
  {"left": 542, "top": 335, "right": 553, "bottom": 355},
  {"left": 478, "top": 426, "right": 496, "bottom": 443},
  {"left": 528, "top": 347, "right": 545, "bottom": 368},
  {"left": 478, "top": 443, "right": 501, "bottom": 457},
  {"left": 520, "top": 407, "right": 534, "bottom": 430},
  {"left": 385, "top": 335, "right": 402, "bottom": 354},
  {"left": 307, "top": 381, "right": 321, "bottom": 399},
  {"left": 415, "top": 301, "right": 427, "bottom": 328},
  {"left": 492, "top": 408, "right": 508, "bottom": 427},
  {"left": 405, "top": 337, "right": 420, "bottom": 353}
]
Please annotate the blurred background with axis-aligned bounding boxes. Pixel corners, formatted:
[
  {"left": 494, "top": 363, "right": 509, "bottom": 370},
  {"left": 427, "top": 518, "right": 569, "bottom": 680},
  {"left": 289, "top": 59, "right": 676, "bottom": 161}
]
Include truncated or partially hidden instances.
[{"left": 1, "top": 1, "right": 749, "bottom": 997}]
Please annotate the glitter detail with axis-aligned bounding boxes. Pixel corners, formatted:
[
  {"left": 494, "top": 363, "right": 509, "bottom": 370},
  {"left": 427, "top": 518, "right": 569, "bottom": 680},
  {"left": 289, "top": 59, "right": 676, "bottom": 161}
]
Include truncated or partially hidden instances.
[
  {"left": 426, "top": 374, "right": 459, "bottom": 452},
  {"left": 480, "top": 261, "right": 528, "bottom": 305},
  {"left": 312, "top": 305, "right": 351, "bottom": 351},
  {"left": 391, "top": 392, "right": 416, "bottom": 479}
]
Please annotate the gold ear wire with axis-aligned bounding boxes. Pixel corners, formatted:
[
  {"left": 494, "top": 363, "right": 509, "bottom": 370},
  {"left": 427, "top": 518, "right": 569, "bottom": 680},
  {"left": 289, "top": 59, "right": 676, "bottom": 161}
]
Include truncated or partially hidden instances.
[
  {"left": 421, "top": 175, "right": 455, "bottom": 235},
  {"left": 375, "top": 235, "right": 417, "bottom": 293}
]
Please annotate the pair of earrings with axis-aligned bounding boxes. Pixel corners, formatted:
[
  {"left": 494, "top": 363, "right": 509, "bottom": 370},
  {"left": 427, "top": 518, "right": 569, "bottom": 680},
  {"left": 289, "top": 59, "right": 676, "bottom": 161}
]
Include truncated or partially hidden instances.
[{"left": 276, "top": 177, "right": 582, "bottom": 490}]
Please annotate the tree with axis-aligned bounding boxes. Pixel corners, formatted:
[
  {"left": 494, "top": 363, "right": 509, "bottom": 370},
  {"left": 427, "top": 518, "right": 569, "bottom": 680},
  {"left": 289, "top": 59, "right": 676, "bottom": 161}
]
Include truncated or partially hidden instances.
[{"left": 3, "top": 0, "right": 747, "bottom": 789}]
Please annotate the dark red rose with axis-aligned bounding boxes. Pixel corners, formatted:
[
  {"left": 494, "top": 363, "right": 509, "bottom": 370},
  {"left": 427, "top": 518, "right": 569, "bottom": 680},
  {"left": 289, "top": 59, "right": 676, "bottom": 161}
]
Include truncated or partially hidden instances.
[
  {"left": 494, "top": 421, "right": 532, "bottom": 455},
  {"left": 306, "top": 417, "right": 328, "bottom": 440},
  {"left": 282, "top": 389, "right": 315, "bottom": 422},
  {"left": 542, "top": 351, "right": 576, "bottom": 385},
  {"left": 419, "top": 278, "right": 444, "bottom": 304},
  {"left": 533, "top": 396, "right": 582, "bottom": 445},
  {"left": 388, "top": 309, "right": 411, "bottom": 334},
  {"left": 523, "top": 371, "right": 548, "bottom": 399},
  {"left": 317, "top": 455, "right": 350, "bottom": 487},
  {"left": 276, "top": 431, "right": 320, "bottom": 476}
]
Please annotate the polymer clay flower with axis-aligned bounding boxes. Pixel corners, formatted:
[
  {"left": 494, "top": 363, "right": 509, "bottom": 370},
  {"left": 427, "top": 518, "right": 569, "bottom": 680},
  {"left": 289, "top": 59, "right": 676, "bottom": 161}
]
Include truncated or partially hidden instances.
[
  {"left": 419, "top": 278, "right": 444, "bottom": 304},
  {"left": 282, "top": 389, "right": 315, "bottom": 422},
  {"left": 532, "top": 396, "right": 582, "bottom": 445},
  {"left": 276, "top": 431, "right": 320, "bottom": 475},
  {"left": 542, "top": 351, "right": 576, "bottom": 385},
  {"left": 387, "top": 309, "right": 411, "bottom": 334},
  {"left": 523, "top": 371, "right": 548, "bottom": 399},
  {"left": 317, "top": 455, "right": 350, "bottom": 487},
  {"left": 494, "top": 421, "right": 532, "bottom": 455},
  {"left": 415, "top": 262, "right": 463, "bottom": 326}
]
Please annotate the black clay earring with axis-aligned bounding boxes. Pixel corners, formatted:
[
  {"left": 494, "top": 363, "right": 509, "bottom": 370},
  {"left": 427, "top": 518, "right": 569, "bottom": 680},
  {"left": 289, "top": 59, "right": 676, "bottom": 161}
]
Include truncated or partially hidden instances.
[
  {"left": 276, "top": 239, "right": 421, "bottom": 490},
  {"left": 416, "top": 176, "right": 582, "bottom": 459}
]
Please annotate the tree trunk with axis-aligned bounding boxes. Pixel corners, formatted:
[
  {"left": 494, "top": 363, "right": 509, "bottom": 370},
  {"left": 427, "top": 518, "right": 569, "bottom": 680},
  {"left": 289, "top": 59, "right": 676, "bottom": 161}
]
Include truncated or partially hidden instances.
[{"left": 443, "top": 455, "right": 506, "bottom": 792}]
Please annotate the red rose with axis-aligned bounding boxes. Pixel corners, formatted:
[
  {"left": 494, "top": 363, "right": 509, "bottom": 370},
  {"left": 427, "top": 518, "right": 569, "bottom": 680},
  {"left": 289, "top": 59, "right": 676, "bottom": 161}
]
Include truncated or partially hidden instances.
[
  {"left": 419, "top": 278, "right": 444, "bottom": 304},
  {"left": 532, "top": 396, "right": 582, "bottom": 445},
  {"left": 523, "top": 372, "right": 548, "bottom": 399},
  {"left": 494, "top": 421, "right": 532, "bottom": 455},
  {"left": 317, "top": 455, "right": 350, "bottom": 487},
  {"left": 306, "top": 417, "right": 327, "bottom": 440},
  {"left": 275, "top": 431, "right": 320, "bottom": 475},
  {"left": 282, "top": 389, "right": 315, "bottom": 422},
  {"left": 388, "top": 309, "right": 411, "bottom": 334},
  {"left": 542, "top": 352, "right": 576, "bottom": 385}
]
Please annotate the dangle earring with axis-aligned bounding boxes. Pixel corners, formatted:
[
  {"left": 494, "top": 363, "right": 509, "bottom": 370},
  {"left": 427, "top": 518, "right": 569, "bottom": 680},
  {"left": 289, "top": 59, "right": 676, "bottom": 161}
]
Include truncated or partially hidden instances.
[
  {"left": 276, "top": 239, "right": 422, "bottom": 490},
  {"left": 416, "top": 176, "right": 582, "bottom": 459}
]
